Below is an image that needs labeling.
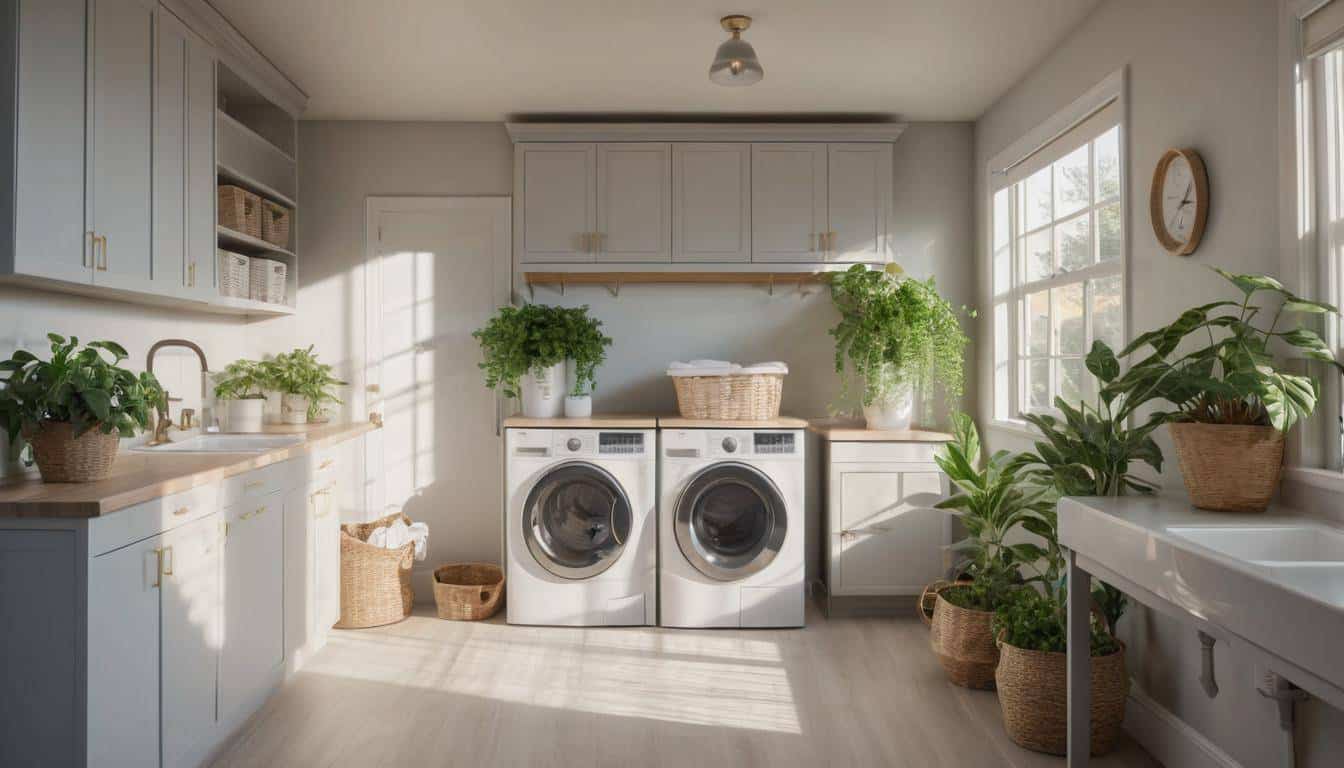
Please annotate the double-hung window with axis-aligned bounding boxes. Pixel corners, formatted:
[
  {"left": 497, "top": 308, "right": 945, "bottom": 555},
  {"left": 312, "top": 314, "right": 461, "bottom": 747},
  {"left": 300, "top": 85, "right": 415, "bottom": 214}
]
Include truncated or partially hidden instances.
[{"left": 991, "top": 96, "right": 1125, "bottom": 425}]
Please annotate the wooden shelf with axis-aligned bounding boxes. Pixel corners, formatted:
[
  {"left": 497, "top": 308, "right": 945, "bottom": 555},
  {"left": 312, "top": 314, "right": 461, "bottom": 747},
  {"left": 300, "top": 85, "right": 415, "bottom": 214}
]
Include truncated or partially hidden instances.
[
  {"left": 217, "top": 226, "right": 295, "bottom": 260},
  {"left": 217, "top": 163, "right": 297, "bottom": 208},
  {"left": 522, "top": 270, "right": 830, "bottom": 297}
]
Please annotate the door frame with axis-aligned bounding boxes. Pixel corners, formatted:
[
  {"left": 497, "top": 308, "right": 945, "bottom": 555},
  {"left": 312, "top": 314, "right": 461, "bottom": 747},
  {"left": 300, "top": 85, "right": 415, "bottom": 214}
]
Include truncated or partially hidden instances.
[{"left": 362, "top": 196, "right": 512, "bottom": 516}]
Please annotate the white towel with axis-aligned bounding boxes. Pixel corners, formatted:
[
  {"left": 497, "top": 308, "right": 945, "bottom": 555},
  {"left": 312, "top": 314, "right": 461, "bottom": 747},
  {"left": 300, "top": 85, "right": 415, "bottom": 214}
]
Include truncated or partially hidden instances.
[{"left": 366, "top": 519, "right": 430, "bottom": 561}]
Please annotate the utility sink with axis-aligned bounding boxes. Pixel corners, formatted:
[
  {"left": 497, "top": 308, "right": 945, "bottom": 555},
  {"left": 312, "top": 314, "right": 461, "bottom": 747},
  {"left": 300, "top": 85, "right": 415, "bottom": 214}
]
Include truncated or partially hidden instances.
[
  {"left": 1168, "top": 524, "right": 1344, "bottom": 565},
  {"left": 131, "top": 434, "right": 305, "bottom": 453}
]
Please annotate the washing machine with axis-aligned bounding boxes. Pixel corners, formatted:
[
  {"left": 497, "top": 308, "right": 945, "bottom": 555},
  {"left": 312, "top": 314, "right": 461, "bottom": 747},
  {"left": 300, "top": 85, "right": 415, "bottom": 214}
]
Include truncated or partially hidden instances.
[
  {"left": 505, "top": 421, "right": 657, "bottom": 626},
  {"left": 658, "top": 420, "right": 806, "bottom": 628}
]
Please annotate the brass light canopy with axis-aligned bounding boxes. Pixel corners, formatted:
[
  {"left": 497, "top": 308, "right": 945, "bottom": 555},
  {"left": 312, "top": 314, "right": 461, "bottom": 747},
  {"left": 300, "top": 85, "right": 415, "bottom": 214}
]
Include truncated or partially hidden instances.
[{"left": 709, "top": 14, "right": 763, "bottom": 87}]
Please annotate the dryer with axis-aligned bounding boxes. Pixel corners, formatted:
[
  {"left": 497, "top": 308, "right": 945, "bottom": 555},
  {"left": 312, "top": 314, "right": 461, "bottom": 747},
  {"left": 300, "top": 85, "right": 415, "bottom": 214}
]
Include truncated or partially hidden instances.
[
  {"left": 505, "top": 425, "right": 656, "bottom": 626},
  {"left": 658, "top": 425, "right": 806, "bottom": 628}
]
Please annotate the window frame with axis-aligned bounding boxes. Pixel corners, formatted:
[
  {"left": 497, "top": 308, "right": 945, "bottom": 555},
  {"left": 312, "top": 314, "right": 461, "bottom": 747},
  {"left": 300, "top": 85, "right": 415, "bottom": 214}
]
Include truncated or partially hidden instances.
[{"left": 987, "top": 70, "right": 1129, "bottom": 433}]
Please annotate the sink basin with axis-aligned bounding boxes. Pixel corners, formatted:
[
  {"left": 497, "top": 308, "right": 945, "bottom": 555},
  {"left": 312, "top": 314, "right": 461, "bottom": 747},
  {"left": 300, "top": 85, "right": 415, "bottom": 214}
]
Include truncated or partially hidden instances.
[
  {"left": 1168, "top": 524, "right": 1344, "bottom": 565},
  {"left": 132, "top": 434, "right": 305, "bottom": 453}
]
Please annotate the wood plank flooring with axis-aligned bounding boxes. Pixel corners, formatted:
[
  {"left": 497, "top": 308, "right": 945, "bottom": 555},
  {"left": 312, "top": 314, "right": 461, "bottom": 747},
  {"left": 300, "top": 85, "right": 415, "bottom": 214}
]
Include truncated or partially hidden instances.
[{"left": 211, "top": 604, "right": 1161, "bottom": 768}]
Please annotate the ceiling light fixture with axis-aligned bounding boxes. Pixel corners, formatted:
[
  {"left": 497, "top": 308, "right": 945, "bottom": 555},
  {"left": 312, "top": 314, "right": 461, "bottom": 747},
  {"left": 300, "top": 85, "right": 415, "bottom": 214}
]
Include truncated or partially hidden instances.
[{"left": 709, "top": 15, "right": 763, "bottom": 87}]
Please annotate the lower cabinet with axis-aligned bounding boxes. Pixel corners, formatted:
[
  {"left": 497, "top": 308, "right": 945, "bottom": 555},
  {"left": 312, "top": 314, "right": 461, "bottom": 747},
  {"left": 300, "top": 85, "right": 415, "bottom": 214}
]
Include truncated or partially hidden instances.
[
  {"left": 160, "top": 514, "right": 223, "bottom": 768},
  {"left": 220, "top": 490, "right": 284, "bottom": 722},
  {"left": 283, "top": 479, "right": 341, "bottom": 668}
]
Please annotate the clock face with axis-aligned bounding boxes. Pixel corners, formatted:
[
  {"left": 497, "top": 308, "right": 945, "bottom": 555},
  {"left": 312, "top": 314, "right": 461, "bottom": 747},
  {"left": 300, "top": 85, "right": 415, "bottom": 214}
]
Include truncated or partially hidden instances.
[
  {"left": 1150, "top": 148, "right": 1208, "bottom": 256},
  {"left": 1161, "top": 155, "right": 1196, "bottom": 245}
]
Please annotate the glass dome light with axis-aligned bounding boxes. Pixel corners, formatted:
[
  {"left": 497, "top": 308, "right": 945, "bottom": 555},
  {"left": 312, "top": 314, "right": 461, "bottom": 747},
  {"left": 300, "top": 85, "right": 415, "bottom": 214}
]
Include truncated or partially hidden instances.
[{"left": 709, "top": 15, "right": 763, "bottom": 87}]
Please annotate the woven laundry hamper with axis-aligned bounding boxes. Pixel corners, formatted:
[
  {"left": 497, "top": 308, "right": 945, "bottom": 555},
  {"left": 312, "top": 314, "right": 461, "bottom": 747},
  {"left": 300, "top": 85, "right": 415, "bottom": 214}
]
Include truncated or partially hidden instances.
[
  {"left": 668, "top": 361, "right": 787, "bottom": 420},
  {"left": 335, "top": 512, "right": 415, "bottom": 629}
]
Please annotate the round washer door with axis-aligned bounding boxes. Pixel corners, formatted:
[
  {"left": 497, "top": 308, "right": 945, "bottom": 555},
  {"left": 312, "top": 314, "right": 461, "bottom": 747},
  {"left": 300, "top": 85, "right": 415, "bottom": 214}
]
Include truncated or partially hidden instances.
[
  {"left": 522, "top": 461, "right": 632, "bottom": 580},
  {"left": 674, "top": 462, "right": 787, "bottom": 581}
]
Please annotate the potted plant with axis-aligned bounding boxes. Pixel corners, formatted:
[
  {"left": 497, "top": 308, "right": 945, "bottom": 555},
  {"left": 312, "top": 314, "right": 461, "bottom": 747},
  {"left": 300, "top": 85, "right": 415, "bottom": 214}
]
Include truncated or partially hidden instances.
[
  {"left": 924, "top": 412, "right": 1054, "bottom": 689},
  {"left": 472, "top": 304, "right": 569, "bottom": 418},
  {"left": 264, "top": 346, "right": 346, "bottom": 424},
  {"left": 0, "top": 335, "right": 162, "bottom": 482},
  {"left": 1109, "top": 267, "right": 1343, "bottom": 511},
  {"left": 558, "top": 306, "right": 613, "bottom": 418},
  {"left": 829, "top": 263, "right": 969, "bottom": 429},
  {"left": 213, "top": 359, "right": 269, "bottom": 433}
]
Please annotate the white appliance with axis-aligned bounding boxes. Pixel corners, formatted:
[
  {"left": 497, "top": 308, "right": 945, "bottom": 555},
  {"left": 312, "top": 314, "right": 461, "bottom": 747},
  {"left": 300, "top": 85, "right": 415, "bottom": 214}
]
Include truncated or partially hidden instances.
[
  {"left": 659, "top": 427, "right": 806, "bottom": 628},
  {"left": 505, "top": 427, "right": 656, "bottom": 626}
]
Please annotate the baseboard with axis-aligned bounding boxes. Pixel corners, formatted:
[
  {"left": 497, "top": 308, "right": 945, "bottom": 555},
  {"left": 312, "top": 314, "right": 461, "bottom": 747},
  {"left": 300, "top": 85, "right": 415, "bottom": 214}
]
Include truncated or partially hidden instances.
[{"left": 1124, "top": 683, "right": 1243, "bottom": 768}]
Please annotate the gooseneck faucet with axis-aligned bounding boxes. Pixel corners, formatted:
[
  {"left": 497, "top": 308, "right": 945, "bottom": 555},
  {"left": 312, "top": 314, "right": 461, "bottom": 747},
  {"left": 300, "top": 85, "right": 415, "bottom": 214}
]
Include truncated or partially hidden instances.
[{"left": 146, "top": 339, "right": 213, "bottom": 445}]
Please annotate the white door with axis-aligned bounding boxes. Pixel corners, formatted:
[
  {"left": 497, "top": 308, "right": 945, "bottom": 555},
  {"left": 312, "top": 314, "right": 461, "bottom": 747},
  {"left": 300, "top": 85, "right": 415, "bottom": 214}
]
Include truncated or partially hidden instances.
[
  {"left": 672, "top": 143, "right": 751, "bottom": 263},
  {"left": 283, "top": 484, "right": 316, "bottom": 665},
  {"left": 12, "top": 0, "right": 91, "bottom": 284},
  {"left": 220, "top": 492, "right": 283, "bottom": 720},
  {"left": 87, "top": 532, "right": 162, "bottom": 768},
  {"left": 160, "top": 513, "right": 222, "bottom": 768},
  {"left": 751, "top": 143, "right": 827, "bottom": 262},
  {"left": 595, "top": 143, "right": 671, "bottom": 263},
  {"left": 831, "top": 466, "right": 949, "bottom": 595},
  {"left": 827, "top": 143, "right": 892, "bottom": 263},
  {"left": 365, "top": 197, "right": 511, "bottom": 570},
  {"left": 515, "top": 143, "right": 595, "bottom": 262},
  {"left": 89, "top": 0, "right": 155, "bottom": 289}
]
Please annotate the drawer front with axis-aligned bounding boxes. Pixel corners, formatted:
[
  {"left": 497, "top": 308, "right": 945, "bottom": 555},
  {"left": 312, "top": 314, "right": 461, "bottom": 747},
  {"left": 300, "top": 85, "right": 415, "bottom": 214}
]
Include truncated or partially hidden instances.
[
  {"left": 88, "top": 482, "right": 219, "bottom": 556},
  {"left": 828, "top": 441, "right": 942, "bottom": 463},
  {"left": 223, "top": 488, "right": 282, "bottom": 526},
  {"left": 221, "top": 460, "right": 303, "bottom": 507},
  {"left": 306, "top": 439, "right": 355, "bottom": 487}
]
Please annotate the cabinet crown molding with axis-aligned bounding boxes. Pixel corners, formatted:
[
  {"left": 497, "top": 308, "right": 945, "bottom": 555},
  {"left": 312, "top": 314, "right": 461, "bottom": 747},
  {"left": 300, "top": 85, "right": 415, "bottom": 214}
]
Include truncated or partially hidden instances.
[{"left": 505, "top": 122, "right": 907, "bottom": 144}]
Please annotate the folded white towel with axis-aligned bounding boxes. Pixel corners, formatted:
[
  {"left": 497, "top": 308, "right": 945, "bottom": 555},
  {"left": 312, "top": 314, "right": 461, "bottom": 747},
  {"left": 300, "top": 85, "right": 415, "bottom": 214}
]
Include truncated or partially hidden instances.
[{"left": 366, "top": 519, "right": 430, "bottom": 561}]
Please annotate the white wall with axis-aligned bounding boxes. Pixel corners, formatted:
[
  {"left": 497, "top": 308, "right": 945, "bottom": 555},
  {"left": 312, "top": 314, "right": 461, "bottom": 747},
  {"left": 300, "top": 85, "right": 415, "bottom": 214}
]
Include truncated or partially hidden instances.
[
  {"left": 297, "top": 120, "right": 974, "bottom": 587},
  {"left": 973, "top": 0, "right": 1343, "bottom": 764}
]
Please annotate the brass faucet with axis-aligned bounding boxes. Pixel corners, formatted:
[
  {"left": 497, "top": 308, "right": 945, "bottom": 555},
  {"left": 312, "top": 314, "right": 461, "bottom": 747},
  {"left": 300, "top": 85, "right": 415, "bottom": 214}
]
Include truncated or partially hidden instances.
[{"left": 146, "top": 339, "right": 212, "bottom": 444}]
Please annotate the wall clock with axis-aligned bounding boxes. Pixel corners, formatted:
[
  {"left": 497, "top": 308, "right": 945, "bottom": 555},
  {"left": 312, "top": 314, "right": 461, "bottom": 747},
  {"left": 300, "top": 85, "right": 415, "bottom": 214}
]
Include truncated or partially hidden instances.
[{"left": 1149, "top": 148, "right": 1209, "bottom": 256}]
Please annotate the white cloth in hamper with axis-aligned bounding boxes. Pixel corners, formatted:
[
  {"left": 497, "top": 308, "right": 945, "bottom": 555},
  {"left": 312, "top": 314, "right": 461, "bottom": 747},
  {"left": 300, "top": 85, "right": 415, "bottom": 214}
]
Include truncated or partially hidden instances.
[{"left": 365, "top": 519, "right": 429, "bottom": 561}]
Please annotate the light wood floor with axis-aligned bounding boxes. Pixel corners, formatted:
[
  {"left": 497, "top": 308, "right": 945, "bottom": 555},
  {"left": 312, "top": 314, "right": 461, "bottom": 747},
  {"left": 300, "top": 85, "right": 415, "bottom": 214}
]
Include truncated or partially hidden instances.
[{"left": 211, "top": 603, "right": 1161, "bottom": 768}]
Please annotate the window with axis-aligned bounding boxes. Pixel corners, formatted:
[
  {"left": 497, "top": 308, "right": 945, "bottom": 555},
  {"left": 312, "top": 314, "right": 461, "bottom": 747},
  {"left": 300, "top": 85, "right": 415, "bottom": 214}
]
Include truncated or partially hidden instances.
[{"left": 991, "top": 99, "right": 1124, "bottom": 424}]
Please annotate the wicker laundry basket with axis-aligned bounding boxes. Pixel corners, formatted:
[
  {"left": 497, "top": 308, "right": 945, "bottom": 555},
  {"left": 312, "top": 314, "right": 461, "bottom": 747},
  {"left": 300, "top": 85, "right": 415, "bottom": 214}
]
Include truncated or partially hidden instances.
[
  {"left": 669, "top": 362, "right": 786, "bottom": 420},
  {"left": 335, "top": 512, "right": 415, "bottom": 629},
  {"left": 432, "top": 563, "right": 505, "bottom": 621},
  {"left": 218, "top": 185, "right": 262, "bottom": 238}
]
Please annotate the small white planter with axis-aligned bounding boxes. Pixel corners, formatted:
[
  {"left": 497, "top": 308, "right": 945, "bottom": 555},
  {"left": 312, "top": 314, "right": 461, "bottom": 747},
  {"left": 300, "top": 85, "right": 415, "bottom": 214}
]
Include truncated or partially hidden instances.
[
  {"left": 280, "top": 393, "right": 311, "bottom": 425},
  {"left": 519, "top": 362, "right": 565, "bottom": 418},
  {"left": 863, "top": 384, "right": 914, "bottom": 430},
  {"left": 564, "top": 395, "right": 592, "bottom": 418},
  {"left": 225, "top": 398, "right": 266, "bottom": 433}
]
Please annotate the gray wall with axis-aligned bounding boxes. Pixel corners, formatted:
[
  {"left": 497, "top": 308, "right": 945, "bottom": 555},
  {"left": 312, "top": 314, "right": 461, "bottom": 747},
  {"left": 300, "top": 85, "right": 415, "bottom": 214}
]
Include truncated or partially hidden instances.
[
  {"left": 973, "top": 0, "right": 1343, "bottom": 764},
  {"left": 297, "top": 120, "right": 975, "bottom": 584}
]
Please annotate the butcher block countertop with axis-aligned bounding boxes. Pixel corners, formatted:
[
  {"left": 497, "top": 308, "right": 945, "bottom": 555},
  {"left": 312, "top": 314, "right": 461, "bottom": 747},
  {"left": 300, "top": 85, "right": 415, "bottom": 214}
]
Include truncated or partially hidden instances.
[
  {"left": 0, "top": 421, "right": 379, "bottom": 519},
  {"left": 807, "top": 419, "right": 953, "bottom": 442}
]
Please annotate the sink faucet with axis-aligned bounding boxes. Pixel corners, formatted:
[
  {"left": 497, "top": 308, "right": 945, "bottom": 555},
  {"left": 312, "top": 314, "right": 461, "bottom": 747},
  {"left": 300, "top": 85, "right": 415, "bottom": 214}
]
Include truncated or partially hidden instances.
[{"left": 146, "top": 339, "right": 213, "bottom": 444}]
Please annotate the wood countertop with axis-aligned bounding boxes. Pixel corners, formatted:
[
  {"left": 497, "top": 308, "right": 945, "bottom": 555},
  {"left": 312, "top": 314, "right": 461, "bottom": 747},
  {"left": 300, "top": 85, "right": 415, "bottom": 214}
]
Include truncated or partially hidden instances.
[
  {"left": 503, "top": 414, "right": 659, "bottom": 428},
  {"left": 0, "top": 421, "right": 379, "bottom": 519},
  {"left": 807, "top": 419, "right": 953, "bottom": 442},
  {"left": 657, "top": 416, "right": 810, "bottom": 429}
]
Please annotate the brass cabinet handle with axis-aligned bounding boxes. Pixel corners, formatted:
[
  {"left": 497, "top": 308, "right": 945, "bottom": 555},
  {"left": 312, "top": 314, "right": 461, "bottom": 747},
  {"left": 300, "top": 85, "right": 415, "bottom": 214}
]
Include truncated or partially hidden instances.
[
  {"left": 86, "top": 231, "right": 95, "bottom": 268},
  {"left": 152, "top": 548, "right": 164, "bottom": 588},
  {"left": 161, "top": 545, "right": 174, "bottom": 577},
  {"left": 173, "top": 506, "right": 191, "bottom": 516},
  {"left": 94, "top": 235, "right": 108, "bottom": 271},
  {"left": 244, "top": 479, "right": 266, "bottom": 490},
  {"left": 187, "top": 262, "right": 196, "bottom": 287},
  {"left": 319, "top": 459, "right": 336, "bottom": 470},
  {"left": 240, "top": 505, "right": 266, "bottom": 521}
]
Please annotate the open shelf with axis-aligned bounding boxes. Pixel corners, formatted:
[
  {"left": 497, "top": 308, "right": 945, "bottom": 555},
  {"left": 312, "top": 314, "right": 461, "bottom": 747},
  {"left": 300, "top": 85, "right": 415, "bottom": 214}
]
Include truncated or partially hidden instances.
[
  {"left": 210, "top": 294, "right": 296, "bottom": 317},
  {"left": 522, "top": 270, "right": 831, "bottom": 298},
  {"left": 217, "top": 163, "right": 297, "bottom": 209},
  {"left": 217, "top": 226, "right": 295, "bottom": 260}
]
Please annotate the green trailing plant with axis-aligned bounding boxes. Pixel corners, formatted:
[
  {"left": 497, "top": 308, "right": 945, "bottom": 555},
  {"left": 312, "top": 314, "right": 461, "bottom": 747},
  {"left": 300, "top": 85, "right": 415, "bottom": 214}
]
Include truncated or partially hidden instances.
[
  {"left": 934, "top": 412, "right": 1055, "bottom": 612},
  {"left": 471, "top": 304, "right": 570, "bottom": 399},
  {"left": 263, "top": 346, "right": 346, "bottom": 419},
  {"left": 0, "top": 334, "right": 163, "bottom": 443},
  {"left": 828, "top": 263, "right": 970, "bottom": 416},
  {"left": 1108, "top": 266, "right": 1343, "bottom": 433},
  {"left": 556, "top": 306, "right": 613, "bottom": 396},
  {"left": 213, "top": 359, "right": 270, "bottom": 401}
]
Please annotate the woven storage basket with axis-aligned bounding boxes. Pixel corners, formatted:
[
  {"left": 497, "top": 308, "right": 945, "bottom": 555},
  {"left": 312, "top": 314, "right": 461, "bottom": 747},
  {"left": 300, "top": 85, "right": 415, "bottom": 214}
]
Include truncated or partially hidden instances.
[
  {"left": 995, "top": 640, "right": 1128, "bottom": 757},
  {"left": 218, "top": 185, "right": 262, "bottom": 238},
  {"left": 24, "top": 421, "right": 119, "bottom": 483},
  {"left": 248, "top": 257, "right": 287, "bottom": 304},
  {"left": 921, "top": 581, "right": 999, "bottom": 690},
  {"left": 1169, "top": 422, "right": 1284, "bottom": 513},
  {"left": 334, "top": 512, "right": 415, "bottom": 629},
  {"left": 218, "top": 250, "right": 250, "bottom": 298},
  {"left": 672, "top": 373, "right": 783, "bottom": 420},
  {"left": 432, "top": 563, "right": 504, "bottom": 621},
  {"left": 261, "top": 199, "right": 291, "bottom": 247}
]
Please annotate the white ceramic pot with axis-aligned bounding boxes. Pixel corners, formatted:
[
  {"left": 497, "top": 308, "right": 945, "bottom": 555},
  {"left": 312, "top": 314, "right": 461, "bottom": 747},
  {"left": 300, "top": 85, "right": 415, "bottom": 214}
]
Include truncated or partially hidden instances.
[
  {"left": 863, "top": 385, "right": 914, "bottom": 430},
  {"left": 280, "top": 393, "right": 310, "bottom": 425},
  {"left": 564, "top": 395, "right": 592, "bottom": 419},
  {"left": 225, "top": 398, "right": 266, "bottom": 433},
  {"left": 519, "top": 362, "right": 565, "bottom": 418}
]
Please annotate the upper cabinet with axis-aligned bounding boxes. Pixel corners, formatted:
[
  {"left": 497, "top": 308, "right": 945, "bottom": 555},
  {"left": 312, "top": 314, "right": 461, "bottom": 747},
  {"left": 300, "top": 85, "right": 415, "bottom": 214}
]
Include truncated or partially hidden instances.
[{"left": 509, "top": 124, "right": 901, "bottom": 272}]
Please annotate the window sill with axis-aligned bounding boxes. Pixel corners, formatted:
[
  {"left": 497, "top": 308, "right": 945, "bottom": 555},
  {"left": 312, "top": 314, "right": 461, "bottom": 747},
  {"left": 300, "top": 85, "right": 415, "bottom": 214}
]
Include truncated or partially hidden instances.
[{"left": 1283, "top": 466, "right": 1344, "bottom": 495}]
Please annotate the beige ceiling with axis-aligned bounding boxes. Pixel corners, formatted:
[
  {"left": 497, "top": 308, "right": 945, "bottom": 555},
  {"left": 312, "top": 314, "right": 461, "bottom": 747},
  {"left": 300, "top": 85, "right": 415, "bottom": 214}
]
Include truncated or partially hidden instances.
[{"left": 207, "top": 0, "right": 1101, "bottom": 122}]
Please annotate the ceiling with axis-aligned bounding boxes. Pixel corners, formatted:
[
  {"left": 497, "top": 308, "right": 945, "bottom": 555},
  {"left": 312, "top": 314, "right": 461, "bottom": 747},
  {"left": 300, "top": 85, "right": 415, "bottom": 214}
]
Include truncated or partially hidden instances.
[{"left": 207, "top": 0, "right": 1102, "bottom": 122}]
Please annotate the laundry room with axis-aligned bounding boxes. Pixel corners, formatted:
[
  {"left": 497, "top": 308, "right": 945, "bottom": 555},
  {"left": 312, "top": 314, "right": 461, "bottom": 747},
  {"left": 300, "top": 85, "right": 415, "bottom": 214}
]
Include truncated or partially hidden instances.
[{"left": 3, "top": 2, "right": 1344, "bottom": 767}]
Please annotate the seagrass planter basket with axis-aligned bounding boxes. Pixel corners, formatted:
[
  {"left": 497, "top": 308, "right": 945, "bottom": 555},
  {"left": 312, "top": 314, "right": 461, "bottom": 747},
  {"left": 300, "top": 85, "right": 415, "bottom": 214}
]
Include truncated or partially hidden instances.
[
  {"left": 920, "top": 580, "right": 999, "bottom": 690},
  {"left": 24, "top": 421, "right": 120, "bottom": 483},
  {"left": 995, "top": 639, "right": 1128, "bottom": 756},
  {"left": 1169, "top": 422, "right": 1285, "bottom": 513},
  {"left": 335, "top": 512, "right": 415, "bottom": 629}
]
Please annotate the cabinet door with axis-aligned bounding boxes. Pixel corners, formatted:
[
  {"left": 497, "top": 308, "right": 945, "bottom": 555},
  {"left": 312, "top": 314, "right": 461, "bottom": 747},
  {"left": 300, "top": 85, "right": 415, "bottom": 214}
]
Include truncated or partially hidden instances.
[
  {"left": 220, "top": 492, "right": 284, "bottom": 720},
  {"left": 827, "top": 143, "right": 892, "bottom": 263},
  {"left": 313, "top": 483, "right": 342, "bottom": 635},
  {"left": 283, "top": 485, "right": 316, "bottom": 665},
  {"left": 161, "top": 513, "right": 221, "bottom": 768},
  {"left": 152, "top": 9, "right": 188, "bottom": 294},
  {"left": 87, "top": 532, "right": 162, "bottom": 768},
  {"left": 751, "top": 143, "right": 827, "bottom": 262},
  {"left": 515, "top": 143, "right": 596, "bottom": 263},
  {"left": 89, "top": 0, "right": 154, "bottom": 289},
  {"left": 671, "top": 143, "right": 751, "bottom": 263},
  {"left": 185, "top": 30, "right": 217, "bottom": 299},
  {"left": 11, "top": 0, "right": 92, "bottom": 283},
  {"left": 595, "top": 143, "right": 670, "bottom": 263},
  {"left": 830, "top": 466, "right": 949, "bottom": 595}
]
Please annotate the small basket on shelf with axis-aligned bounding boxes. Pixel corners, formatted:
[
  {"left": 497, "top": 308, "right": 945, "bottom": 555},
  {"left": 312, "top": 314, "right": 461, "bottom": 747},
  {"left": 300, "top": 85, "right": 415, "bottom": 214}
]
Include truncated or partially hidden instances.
[
  {"left": 668, "top": 361, "right": 787, "bottom": 420},
  {"left": 218, "top": 250, "right": 250, "bottom": 298},
  {"left": 432, "top": 563, "right": 505, "bottom": 621},
  {"left": 248, "top": 257, "right": 287, "bottom": 304},
  {"left": 261, "top": 200, "right": 291, "bottom": 247},
  {"left": 218, "top": 185, "right": 262, "bottom": 238}
]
